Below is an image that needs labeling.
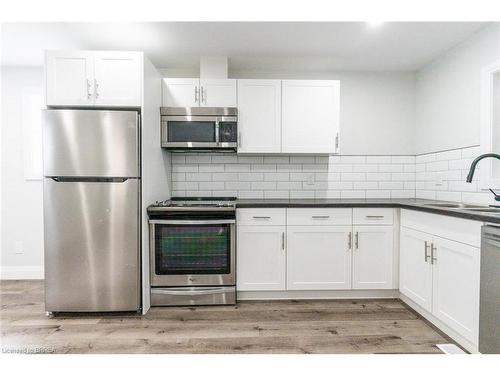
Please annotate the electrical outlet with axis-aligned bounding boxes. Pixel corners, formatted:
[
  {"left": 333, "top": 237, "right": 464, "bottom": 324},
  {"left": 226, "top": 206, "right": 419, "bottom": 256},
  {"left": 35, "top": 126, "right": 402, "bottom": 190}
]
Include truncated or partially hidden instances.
[
  {"left": 306, "top": 174, "right": 315, "bottom": 185},
  {"left": 15, "top": 241, "right": 24, "bottom": 254}
]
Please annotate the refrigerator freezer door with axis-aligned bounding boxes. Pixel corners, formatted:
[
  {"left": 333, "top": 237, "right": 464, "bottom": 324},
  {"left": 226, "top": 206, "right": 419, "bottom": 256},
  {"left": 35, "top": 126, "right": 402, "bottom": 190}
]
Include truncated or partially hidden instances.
[
  {"left": 44, "top": 178, "right": 140, "bottom": 312},
  {"left": 43, "top": 110, "right": 139, "bottom": 177}
]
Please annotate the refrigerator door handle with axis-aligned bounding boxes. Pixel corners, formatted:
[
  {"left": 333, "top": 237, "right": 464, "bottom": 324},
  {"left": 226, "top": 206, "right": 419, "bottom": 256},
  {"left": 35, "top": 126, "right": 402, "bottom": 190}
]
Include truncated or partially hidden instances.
[{"left": 49, "top": 177, "right": 131, "bottom": 183}]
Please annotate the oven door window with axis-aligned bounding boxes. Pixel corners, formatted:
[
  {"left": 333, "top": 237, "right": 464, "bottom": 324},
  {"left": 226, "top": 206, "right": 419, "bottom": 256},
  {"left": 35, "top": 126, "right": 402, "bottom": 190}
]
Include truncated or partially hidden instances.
[
  {"left": 155, "top": 224, "right": 230, "bottom": 275},
  {"left": 167, "top": 121, "right": 216, "bottom": 143}
]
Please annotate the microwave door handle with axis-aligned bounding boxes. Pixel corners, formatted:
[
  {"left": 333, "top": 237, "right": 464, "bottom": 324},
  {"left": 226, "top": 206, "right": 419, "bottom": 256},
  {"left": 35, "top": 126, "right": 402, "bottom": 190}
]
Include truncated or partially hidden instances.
[{"left": 215, "top": 119, "right": 220, "bottom": 145}]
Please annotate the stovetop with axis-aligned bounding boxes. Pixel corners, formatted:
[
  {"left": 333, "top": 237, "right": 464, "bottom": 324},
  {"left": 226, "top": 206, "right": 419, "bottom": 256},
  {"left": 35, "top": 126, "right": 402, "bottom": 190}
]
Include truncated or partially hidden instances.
[{"left": 150, "top": 197, "right": 237, "bottom": 210}]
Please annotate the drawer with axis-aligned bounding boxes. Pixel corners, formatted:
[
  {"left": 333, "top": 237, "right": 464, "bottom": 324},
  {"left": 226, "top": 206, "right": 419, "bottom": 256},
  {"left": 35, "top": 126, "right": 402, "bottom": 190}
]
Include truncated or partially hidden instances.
[
  {"left": 287, "top": 208, "right": 352, "bottom": 226},
  {"left": 353, "top": 208, "right": 394, "bottom": 225},
  {"left": 237, "top": 208, "right": 286, "bottom": 226}
]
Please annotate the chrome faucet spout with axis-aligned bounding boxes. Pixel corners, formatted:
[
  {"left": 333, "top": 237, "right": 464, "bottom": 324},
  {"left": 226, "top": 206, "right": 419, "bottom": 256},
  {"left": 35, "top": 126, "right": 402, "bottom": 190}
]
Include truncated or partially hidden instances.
[{"left": 466, "top": 153, "right": 500, "bottom": 182}]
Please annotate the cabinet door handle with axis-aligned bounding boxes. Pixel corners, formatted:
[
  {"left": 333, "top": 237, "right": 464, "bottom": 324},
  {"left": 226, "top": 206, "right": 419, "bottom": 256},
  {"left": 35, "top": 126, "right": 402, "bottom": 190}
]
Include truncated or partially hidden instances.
[
  {"left": 252, "top": 216, "right": 271, "bottom": 219},
  {"left": 238, "top": 132, "right": 242, "bottom": 147},
  {"left": 424, "top": 241, "right": 431, "bottom": 262},
  {"left": 355, "top": 232, "right": 359, "bottom": 249},
  {"left": 194, "top": 86, "right": 199, "bottom": 103},
  {"left": 312, "top": 215, "right": 330, "bottom": 219},
  {"left": 94, "top": 79, "right": 99, "bottom": 99},
  {"left": 86, "top": 79, "right": 92, "bottom": 99},
  {"left": 431, "top": 243, "right": 437, "bottom": 264},
  {"left": 365, "top": 215, "right": 384, "bottom": 219},
  {"left": 201, "top": 86, "right": 206, "bottom": 104},
  {"left": 348, "top": 232, "right": 352, "bottom": 249},
  {"left": 281, "top": 232, "right": 285, "bottom": 251},
  {"left": 335, "top": 132, "right": 339, "bottom": 153}
]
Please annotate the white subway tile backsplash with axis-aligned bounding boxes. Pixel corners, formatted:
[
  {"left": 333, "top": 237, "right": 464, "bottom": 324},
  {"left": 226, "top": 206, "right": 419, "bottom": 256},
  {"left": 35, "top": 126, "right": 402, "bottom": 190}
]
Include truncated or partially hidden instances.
[
  {"left": 264, "top": 173, "right": 289, "bottom": 181},
  {"left": 186, "top": 173, "right": 212, "bottom": 181},
  {"left": 251, "top": 181, "right": 277, "bottom": 190},
  {"left": 199, "top": 181, "right": 225, "bottom": 190},
  {"left": 290, "top": 191, "right": 315, "bottom": 199},
  {"left": 366, "top": 156, "right": 391, "bottom": 164},
  {"left": 169, "top": 149, "right": 482, "bottom": 202},
  {"left": 238, "top": 172, "right": 264, "bottom": 181},
  {"left": 276, "top": 164, "right": 301, "bottom": 172},
  {"left": 225, "top": 164, "right": 251, "bottom": 172},
  {"left": 212, "top": 173, "right": 238, "bottom": 181},
  {"left": 199, "top": 164, "right": 225, "bottom": 172},
  {"left": 252, "top": 164, "right": 277, "bottom": 172}
]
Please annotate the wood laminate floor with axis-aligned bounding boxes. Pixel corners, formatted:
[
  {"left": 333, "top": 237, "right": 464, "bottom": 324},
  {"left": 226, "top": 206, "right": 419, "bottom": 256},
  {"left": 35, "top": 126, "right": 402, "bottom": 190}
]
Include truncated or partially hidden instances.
[{"left": 1, "top": 280, "right": 452, "bottom": 354}]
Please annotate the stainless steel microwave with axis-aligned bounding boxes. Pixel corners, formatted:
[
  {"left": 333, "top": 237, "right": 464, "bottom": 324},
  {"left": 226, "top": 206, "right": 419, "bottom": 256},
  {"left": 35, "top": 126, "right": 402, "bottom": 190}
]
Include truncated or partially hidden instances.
[{"left": 160, "top": 107, "right": 238, "bottom": 152}]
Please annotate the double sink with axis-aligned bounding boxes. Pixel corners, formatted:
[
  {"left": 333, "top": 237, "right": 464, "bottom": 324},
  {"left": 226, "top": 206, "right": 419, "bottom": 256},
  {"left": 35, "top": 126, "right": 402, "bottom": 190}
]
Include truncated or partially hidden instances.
[{"left": 423, "top": 202, "right": 500, "bottom": 214}]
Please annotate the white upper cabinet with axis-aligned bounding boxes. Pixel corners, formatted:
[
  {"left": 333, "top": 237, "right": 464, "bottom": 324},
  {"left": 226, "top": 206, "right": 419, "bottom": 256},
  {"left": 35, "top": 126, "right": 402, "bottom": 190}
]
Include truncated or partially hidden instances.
[
  {"left": 46, "top": 51, "right": 94, "bottom": 106},
  {"left": 287, "top": 225, "right": 352, "bottom": 290},
  {"left": 399, "top": 227, "right": 433, "bottom": 312},
  {"left": 352, "top": 225, "right": 394, "bottom": 289},
  {"left": 431, "top": 236, "right": 480, "bottom": 344},
  {"left": 162, "top": 78, "right": 200, "bottom": 107},
  {"left": 200, "top": 79, "right": 237, "bottom": 107},
  {"left": 281, "top": 80, "right": 340, "bottom": 154},
  {"left": 162, "top": 78, "right": 236, "bottom": 107},
  {"left": 237, "top": 80, "right": 282, "bottom": 153},
  {"left": 93, "top": 51, "right": 142, "bottom": 106},
  {"left": 45, "top": 50, "right": 142, "bottom": 107}
]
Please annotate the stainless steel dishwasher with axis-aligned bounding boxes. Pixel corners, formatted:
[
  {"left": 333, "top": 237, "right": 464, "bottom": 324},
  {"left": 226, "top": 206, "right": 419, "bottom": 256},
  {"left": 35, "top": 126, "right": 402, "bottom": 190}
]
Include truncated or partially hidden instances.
[{"left": 479, "top": 225, "right": 500, "bottom": 353}]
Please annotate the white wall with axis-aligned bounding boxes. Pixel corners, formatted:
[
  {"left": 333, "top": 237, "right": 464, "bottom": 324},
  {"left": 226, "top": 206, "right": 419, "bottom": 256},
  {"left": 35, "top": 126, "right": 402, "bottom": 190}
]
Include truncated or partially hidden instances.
[
  {"left": 415, "top": 23, "right": 500, "bottom": 154},
  {"left": 160, "top": 68, "right": 416, "bottom": 156},
  {"left": 1, "top": 66, "right": 45, "bottom": 279}
]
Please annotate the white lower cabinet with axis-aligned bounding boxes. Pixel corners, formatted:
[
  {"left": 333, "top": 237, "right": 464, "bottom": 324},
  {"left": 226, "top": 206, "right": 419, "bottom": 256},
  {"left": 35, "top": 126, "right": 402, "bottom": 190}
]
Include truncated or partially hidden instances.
[
  {"left": 399, "top": 227, "right": 433, "bottom": 311},
  {"left": 237, "top": 225, "right": 286, "bottom": 291},
  {"left": 286, "top": 226, "right": 352, "bottom": 290},
  {"left": 400, "top": 213, "right": 481, "bottom": 347},
  {"left": 431, "top": 236, "right": 480, "bottom": 343},
  {"left": 352, "top": 225, "right": 394, "bottom": 289}
]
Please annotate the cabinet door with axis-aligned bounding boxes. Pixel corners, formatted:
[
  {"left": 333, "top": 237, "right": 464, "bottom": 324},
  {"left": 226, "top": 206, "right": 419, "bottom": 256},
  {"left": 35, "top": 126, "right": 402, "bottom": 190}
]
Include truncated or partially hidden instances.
[
  {"left": 352, "top": 225, "right": 394, "bottom": 289},
  {"left": 281, "top": 80, "right": 340, "bottom": 153},
  {"left": 237, "top": 80, "right": 281, "bottom": 153},
  {"left": 432, "top": 236, "right": 480, "bottom": 344},
  {"left": 45, "top": 51, "right": 94, "bottom": 106},
  {"left": 162, "top": 78, "right": 199, "bottom": 107},
  {"left": 287, "top": 226, "right": 351, "bottom": 290},
  {"left": 237, "top": 226, "right": 286, "bottom": 291},
  {"left": 93, "top": 51, "right": 142, "bottom": 106},
  {"left": 399, "top": 227, "right": 433, "bottom": 311},
  {"left": 200, "top": 79, "right": 237, "bottom": 107}
]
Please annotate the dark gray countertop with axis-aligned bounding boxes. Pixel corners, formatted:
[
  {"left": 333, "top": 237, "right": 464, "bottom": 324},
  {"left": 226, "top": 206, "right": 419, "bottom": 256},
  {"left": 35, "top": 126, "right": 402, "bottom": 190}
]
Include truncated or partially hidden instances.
[{"left": 236, "top": 198, "right": 500, "bottom": 224}]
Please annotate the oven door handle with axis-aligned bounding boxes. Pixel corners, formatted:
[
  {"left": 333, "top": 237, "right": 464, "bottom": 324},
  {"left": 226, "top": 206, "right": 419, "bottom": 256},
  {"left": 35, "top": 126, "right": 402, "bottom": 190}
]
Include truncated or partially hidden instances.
[
  {"left": 149, "top": 219, "right": 236, "bottom": 225},
  {"left": 152, "top": 287, "right": 234, "bottom": 296}
]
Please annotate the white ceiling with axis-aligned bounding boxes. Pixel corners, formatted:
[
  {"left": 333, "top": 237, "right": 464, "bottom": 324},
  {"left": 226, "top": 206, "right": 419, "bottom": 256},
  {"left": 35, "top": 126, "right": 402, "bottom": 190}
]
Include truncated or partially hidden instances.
[{"left": 0, "top": 22, "right": 489, "bottom": 71}]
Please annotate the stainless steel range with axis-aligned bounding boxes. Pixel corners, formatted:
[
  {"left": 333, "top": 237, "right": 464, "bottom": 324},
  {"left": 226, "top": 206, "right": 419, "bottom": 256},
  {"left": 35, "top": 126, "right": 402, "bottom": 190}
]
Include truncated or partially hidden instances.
[{"left": 147, "top": 197, "right": 236, "bottom": 306}]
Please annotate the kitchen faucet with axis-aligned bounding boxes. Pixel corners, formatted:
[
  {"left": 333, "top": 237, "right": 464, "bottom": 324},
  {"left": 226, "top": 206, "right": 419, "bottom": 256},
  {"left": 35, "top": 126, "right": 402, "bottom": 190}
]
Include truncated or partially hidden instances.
[{"left": 466, "top": 153, "right": 500, "bottom": 206}]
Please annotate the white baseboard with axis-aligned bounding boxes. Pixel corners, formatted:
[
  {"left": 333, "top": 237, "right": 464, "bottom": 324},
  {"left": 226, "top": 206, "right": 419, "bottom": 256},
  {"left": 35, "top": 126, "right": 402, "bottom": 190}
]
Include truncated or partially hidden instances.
[
  {"left": 1, "top": 266, "right": 44, "bottom": 280},
  {"left": 237, "top": 289, "right": 399, "bottom": 300}
]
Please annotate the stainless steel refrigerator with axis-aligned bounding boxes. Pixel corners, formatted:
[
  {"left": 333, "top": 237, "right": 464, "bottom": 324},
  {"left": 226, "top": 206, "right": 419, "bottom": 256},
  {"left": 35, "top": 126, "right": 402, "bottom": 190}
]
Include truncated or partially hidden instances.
[{"left": 43, "top": 109, "right": 141, "bottom": 313}]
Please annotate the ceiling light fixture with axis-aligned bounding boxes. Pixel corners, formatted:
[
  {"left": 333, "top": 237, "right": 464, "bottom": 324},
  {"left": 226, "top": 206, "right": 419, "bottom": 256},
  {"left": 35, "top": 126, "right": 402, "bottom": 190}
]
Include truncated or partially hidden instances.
[{"left": 367, "top": 21, "right": 384, "bottom": 28}]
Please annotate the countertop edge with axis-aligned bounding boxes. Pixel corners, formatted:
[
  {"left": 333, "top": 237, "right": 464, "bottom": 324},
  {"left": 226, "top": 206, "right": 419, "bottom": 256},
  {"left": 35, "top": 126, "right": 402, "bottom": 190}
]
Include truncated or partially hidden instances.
[{"left": 235, "top": 200, "right": 500, "bottom": 224}]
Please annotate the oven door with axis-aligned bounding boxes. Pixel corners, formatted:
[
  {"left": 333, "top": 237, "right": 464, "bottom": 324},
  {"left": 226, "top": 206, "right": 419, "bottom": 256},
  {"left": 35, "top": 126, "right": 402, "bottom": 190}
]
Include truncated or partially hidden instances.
[{"left": 150, "top": 219, "right": 236, "bottom": 286}]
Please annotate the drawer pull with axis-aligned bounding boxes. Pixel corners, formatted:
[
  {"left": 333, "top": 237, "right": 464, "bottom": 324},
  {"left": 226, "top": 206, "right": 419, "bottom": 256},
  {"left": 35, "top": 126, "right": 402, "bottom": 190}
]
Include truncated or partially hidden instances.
[
  {"left": 312, "top": 215, "right": 330, "bottom": 219},
  {"left": 252, "top": 216, "right": 271, "bottom": 219},
  {"left": 365, "top": 215, "right": 384, "bottom": 219}
]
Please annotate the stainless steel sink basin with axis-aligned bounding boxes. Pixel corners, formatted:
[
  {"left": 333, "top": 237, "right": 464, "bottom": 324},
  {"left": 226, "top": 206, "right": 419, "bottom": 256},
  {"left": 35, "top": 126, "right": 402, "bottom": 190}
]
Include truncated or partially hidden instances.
[{"left": 423, "top": 203, "right": 485, "bottom": 209}]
